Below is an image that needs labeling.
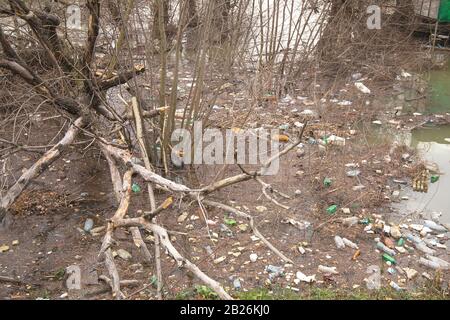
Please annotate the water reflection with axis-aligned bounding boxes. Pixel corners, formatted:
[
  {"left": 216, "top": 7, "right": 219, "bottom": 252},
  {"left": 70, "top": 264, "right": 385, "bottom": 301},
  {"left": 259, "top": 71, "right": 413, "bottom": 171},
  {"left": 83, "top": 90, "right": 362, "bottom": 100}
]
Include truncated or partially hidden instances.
[{"left": 399, "top": 125, "right": 450, "bottom": 223}]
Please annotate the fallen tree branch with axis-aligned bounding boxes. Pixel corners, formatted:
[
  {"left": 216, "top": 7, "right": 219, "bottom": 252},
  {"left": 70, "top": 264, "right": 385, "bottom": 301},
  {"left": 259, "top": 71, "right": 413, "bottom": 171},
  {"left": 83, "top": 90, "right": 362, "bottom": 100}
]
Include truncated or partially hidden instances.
[
  {"left": 113, "top": 217, "right": 233, "bottom": 300},
  {"left": 130, "top": 96, "right": 163, "bottom": 299},
  {"left": 0, "top": 117, "right": 83, "bottom": 211},
  {"left": 101, "top": 143, "right": 194, "bottom": 193},
  {"left": 98, "top": 65, "right": 146, "bottom": 91},
  {"left": 99, "top": 169, "right": 133, "bottom": 299}
]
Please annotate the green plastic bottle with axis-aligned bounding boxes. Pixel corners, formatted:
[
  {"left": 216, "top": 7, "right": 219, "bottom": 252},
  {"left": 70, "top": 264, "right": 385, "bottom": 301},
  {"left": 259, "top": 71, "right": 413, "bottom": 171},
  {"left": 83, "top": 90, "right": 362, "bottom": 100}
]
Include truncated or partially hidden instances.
[
  {"left": 326, "top": 205, "right": 338, "bottom": 215},
  {"left": 324, "top": 178, "right": 332, "bottom": 187},
  {"left": 132, "top": 183, "right": 141, "bottom": 193},
  {"left": 382, "top": 253, "right": 396, "bottom": 265}
]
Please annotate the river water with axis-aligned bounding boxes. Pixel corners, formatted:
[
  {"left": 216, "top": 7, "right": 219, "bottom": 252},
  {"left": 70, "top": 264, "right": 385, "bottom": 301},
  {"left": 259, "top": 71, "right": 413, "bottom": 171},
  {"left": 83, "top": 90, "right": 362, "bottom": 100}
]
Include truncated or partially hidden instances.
[{"left": 395, "top": 59, "right": 450, "bottom": 223}]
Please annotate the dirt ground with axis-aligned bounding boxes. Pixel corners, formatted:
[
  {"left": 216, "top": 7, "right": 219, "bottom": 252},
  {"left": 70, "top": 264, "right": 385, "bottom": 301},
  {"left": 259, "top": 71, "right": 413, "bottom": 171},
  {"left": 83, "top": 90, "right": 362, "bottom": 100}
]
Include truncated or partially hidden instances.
[{"left": 1, "top": 50, "right": 450, "bottom": 300}]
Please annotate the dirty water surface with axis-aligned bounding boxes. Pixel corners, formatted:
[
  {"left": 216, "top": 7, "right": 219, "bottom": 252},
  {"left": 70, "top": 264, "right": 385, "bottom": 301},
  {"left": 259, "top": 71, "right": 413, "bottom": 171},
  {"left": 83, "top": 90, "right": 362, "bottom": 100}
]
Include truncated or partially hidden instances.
[{"left": 397, "top": 125, "right": 450, "bottom": 223}]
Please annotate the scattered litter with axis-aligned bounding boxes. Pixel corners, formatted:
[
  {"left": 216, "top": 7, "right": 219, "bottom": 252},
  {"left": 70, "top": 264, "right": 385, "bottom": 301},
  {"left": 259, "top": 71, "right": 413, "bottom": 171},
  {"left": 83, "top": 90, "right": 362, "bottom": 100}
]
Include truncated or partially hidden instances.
[
  {"left": 390, "top": 226, "right": 402, "bottom": 239},
  {"left": 342, "top": 238, "right": 359, "bottom": 249},
  {"left": 266, "top": 265, "right": 284, "bottom": 280},
  {"left": 346, "top": 170, "right": 361, "bottom": 177},
  {"left": 282, "top": 218, "right": 312, "bottom": 231},
  {"left": 224, "top": 218, "right": 237, "bottom": 226},
  {"left": 424, "top": 220, "right": 447, "bottom": 233},
  {"left": 390, "top": 281, "right": 402, "bottom": 291},
  {"left": 387, "top": 267, "right": 396, "bottom": 275},
  {"left": 177, "top": 212, "right": 189, "bottom": 223},
  {"left": 256, "top": 206, "right": 267, "bottom": 213},
  {"left": 352, "top": 73, "right": 363, "bottom": 80},
  {"left": 213, "top": 256, "right": 227, "bottom": 264},
  {"left": 342, "top": 217, "right": 358, "bottom": 227},
  {"left": 401, "top": 70, "right": 412, "bottom": 78},
  {"left": 419, "top": 257, "right": 442, "bottom": 270},
  {"left": 327, "top": 135, "right": 346, "bottom": 146},
  {"left": 377, "top": 242, "right": 396, "bottom": 256},
  {"left": 414, "top": 242, "right": 436, "bottom": 255},
  {"left": 273, "top": 134, "right": 290, "bottom": 143},
  {"left": 296, "top": 271, "right": 316, "bottom": 283},
  {"left": 353, "top": 185, "right": 366, "bottom": 191},
  {"left": 341, "top": 208, "right": 351, "bottom": 215},
  {"left": 395, "top": 246, "right": 407, "bottom": 254},
  {"left": 334, "top": 236, "right": 345, "bottom": 249},
  {"left": 299, "top": 109, "right": 315, "bottom": 116},
  {"left": 382, "top": 253, "right": 397, "bottom": 265},
  {"left": 430, "top": 175, "right": 440, "bottom": 183},
  {"left": 131, "top": 183, "right": 141, "bottom": 193},
  {"left": 233, "top": 278, "right": 242, "bottom": 290},
  {"left": 404, "top": 268, "right": 418, "bottom": 280},
  {"left": 425, "top": 255, "right": 450, "bottom": 269},
  {"left": 83, "top": 218, "right": 94, "bottom": 233},
  {"left": 250, "top": 253, "right": 258, "bottom": 263},
  {"left": 355, "top": 82, "right": 371, "bottom": 94},
  {"left": 352, "top": 250, "right": 361, "bottom": 260},
  {"left": 337, "top": 100, "right": 352, "bottom": 106},
  {"left": 318, "top": 265, "right": 339, "bottom": 275},
  {"left": 422, "top": 272, "right": 433, "bottom": 280},
  {"left": 326, "top": 205, "right": 338, "bottom": 215}
]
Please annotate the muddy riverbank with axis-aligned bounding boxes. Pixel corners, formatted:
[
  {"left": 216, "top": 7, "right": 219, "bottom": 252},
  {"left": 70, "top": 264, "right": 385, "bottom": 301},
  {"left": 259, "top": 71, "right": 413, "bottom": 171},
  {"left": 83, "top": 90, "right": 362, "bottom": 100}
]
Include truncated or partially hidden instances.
[{"left": 1, "top": 49, "right": 449, "bottom": 300}]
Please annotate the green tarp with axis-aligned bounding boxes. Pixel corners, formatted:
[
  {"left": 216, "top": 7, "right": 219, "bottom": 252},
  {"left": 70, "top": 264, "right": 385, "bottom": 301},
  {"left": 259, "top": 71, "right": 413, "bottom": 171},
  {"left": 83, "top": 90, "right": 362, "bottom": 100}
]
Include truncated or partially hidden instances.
[{"left": 438, "top": 0, "right": 450, "bottom": 22}]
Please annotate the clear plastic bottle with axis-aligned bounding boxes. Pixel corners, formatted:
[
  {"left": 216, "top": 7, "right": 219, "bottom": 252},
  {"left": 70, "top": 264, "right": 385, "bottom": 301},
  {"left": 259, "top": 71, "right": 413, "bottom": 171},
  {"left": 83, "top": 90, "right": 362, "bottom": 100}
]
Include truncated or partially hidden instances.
[
  {"left": 334, "top": 236, "right": 345, "bottom": 249},
  {"left": 377, "top": 242, "right": 396, "bottom": 256}
]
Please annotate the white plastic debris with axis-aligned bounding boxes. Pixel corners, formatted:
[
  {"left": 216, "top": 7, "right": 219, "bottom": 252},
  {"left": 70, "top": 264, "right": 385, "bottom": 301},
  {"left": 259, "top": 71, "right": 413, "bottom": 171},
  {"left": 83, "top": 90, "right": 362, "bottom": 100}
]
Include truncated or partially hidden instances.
[
  {"left": 342, "top": 238, "right": 359, "bottom": 250},
  {"left": 334, "top": 236, "right": 346, "bottom": 249},
  {"left": 318, "top": 265, "right": 339, "bottom": 275},
  {"left": 296, "top": 271, "right": 316, "bottom": 283},
  {"left": 355, "top": 82, "right": 371, "bottom": 94},
  {"left": 424, "top": 220, "right": 447, "bottom": 233},
  {"left": 337, "top": 100, "right": 352, "bottom": 106}
]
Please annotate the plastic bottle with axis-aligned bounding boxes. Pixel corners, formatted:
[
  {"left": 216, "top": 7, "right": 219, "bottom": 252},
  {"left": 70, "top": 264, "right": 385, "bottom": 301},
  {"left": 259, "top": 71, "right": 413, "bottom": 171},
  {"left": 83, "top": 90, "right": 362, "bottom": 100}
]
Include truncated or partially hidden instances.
[
  {"left": 425, "top": 255, "right": 450, "bottom": 270},
  {"left": 382, "top": 253, "right": 397, "bottom": 265},
  {"left": 424, "top": 220, "right": 447, "bottom": 232},
  {"left": 318, "top": 265, "right": 339, "bottom": 275},
  {"left": 233, "top": 278, "right": 242, "bottom": 291},
  {"left": 377, "top": 242, "right": 396, "bottom": 256},
  {"left": 342, "top": 217, "right": 359, "bottom": 227},
  {"left": 83, "top": 218, "right": 94, "bottom": 232},
  {"left": 390, "top": 281, "right": 402, "bottom": 291},
  {"left": 343, "top": 238, "right": 359, "bottom": 249},
  {"left": 419, "top": 257, "right": 441, "bottom": 270},
  {"left": 405, "top": 233, "right": 422, "bottom": 244},
  {"left": 415, "top": 242, "right": 436, "bottom": 255},
  {"left": 334, "top": 236, "right": 345, "bottom": 249}
]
